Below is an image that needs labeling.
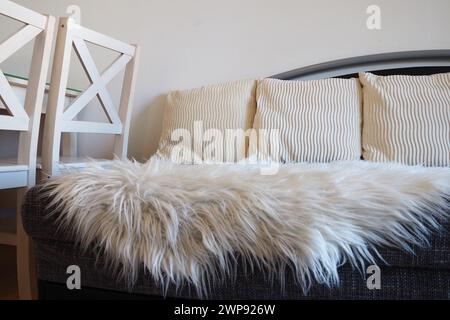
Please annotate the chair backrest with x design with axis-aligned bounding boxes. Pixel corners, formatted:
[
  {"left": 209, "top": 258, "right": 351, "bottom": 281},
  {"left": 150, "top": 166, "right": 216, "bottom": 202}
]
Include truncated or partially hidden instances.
[
  {"left": 42, "top": 17, "right": 140, "bottom": 177},
  {"left": 0, "top": 0, "right": 55, "bottom": 188}
]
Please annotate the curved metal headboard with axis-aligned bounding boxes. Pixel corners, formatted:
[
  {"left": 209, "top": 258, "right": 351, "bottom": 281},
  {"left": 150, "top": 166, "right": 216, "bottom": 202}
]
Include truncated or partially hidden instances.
[{"left": 271, "top": 50, "right": 450, "bottom": 80}]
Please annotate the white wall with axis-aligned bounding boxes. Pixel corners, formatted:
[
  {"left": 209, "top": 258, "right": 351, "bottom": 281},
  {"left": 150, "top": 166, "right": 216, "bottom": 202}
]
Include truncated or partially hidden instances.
[{"left": 3, "top": 0, "right": 450, "bottom": 161}]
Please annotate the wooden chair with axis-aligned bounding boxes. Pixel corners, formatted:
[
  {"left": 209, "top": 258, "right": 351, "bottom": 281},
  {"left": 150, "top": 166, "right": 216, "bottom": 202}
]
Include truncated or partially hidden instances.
[
  {"left": 0, "top": 0, "right": 55, "bottom": 299},
  {"left": 42, "top": 17, "right": 140, "bottom": 177}
]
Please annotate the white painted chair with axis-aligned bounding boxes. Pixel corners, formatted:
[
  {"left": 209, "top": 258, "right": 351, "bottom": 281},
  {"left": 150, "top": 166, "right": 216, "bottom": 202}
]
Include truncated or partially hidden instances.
[
  {"left": 42, "top": 17, "right": 140, "bottom": 177},
  {"left": 0, "top": 0, "right": 55, "bottom": 299}
]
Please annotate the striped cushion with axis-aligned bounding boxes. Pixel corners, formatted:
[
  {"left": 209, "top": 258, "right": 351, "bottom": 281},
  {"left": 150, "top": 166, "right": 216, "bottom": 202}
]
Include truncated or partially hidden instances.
[
  {"left": 156, "top": 79, "right": 257, "bottom": 162},
  {"left": 360, "top": 72, "right": 450, "bottom": 166},
  {"left": 252, "top": 78, "right": 362, "bottom": 163}
]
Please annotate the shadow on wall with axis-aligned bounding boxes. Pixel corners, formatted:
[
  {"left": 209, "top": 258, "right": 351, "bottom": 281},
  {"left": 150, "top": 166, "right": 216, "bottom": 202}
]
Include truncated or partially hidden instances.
[{"left": 138, "top": 94, "right": 167, "bottom": 161}]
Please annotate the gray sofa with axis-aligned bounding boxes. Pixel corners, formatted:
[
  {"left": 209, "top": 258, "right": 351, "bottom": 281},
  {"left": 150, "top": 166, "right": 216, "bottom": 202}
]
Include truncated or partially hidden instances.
[{"left": 22, "top": 186, "right": 450, "bottom": 299}]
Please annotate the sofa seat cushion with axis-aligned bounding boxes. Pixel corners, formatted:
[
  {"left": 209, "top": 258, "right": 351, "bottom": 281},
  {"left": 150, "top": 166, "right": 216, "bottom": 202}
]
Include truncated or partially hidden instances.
[{"left": 22, "top": 186, "right": 450, "bottom": 271}]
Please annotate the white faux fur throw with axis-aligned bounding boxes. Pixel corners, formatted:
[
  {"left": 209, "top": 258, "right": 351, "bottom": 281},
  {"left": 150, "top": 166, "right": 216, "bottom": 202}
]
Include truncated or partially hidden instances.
[{"left": 43, "top": 158, "right": 450, "bottom": 295}]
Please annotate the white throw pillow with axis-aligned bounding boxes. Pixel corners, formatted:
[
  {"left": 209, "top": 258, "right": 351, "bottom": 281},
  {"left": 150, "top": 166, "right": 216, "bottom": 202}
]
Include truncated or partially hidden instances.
[
  {"left": 156, "top": 79, "right": 257, "bottom": 163},
  {"left": 251, "top": 78, "right": 362, "bottom": 163},
  {"left": 360, "top": 72, "right": 450, "bottom": 166}
]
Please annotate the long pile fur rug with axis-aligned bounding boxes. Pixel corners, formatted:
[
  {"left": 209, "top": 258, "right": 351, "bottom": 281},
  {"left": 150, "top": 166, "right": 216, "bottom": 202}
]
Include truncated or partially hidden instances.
[{"left": 43, "top": 158, "right": 450, "bottom": 295}]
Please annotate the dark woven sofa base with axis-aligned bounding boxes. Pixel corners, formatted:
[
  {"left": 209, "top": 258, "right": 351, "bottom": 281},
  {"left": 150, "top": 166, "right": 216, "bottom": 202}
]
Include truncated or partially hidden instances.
[
  {"left": 34, "top": 238, "right": 450, "bottom": 300},
  {"left": 38, "top": 280, "right": 166, "bottom": 300},
  {"left": 23, "top": 186, "right": 450, "bottom": 300}
]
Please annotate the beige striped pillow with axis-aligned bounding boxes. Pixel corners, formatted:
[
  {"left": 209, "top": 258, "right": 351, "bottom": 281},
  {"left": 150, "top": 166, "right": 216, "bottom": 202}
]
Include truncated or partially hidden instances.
[
  {"left": 252, "top": 78, "right": 362, "bottom": 163},
  {"left": 360, "top": 72, "right": 450, "bottom": 166},
  {"left": 156, "top": 79, "right": 257, "bottom": 163}
]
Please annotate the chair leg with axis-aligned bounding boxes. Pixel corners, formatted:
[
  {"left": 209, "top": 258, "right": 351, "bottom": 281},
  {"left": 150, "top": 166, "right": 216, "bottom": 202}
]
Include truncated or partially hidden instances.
[{"left": 16, "top": 188, "right": 37, "bottom": 300}]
